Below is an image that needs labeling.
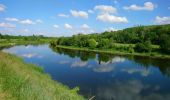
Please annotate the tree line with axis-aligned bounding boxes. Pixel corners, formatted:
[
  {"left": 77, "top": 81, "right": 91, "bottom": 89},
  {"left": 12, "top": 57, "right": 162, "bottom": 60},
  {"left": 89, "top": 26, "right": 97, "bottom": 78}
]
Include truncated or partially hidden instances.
[
  {"left": 0, "top": 34, "right": 56, "bottom": 42},
  {"left": 51, "top": 24, "right": 170, "bottom": 54}
]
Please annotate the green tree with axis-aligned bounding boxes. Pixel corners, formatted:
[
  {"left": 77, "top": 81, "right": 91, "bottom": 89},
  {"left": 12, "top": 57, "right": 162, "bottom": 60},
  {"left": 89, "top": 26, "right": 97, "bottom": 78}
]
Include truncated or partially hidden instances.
[
  {"left": 159, "top": 34, "right": 170, "bottom": 53},
  {"left": 128, "top": 44, "right": 134, "bottom": 53},
  {"left": 134, "top": 41, "right": 152, "bottom": 53},
  {"left": 88, "top": 39, "right": 97, "bottom": 49},
  {"left": 97, "top": 39, "right": 110, "bottom": 49}
]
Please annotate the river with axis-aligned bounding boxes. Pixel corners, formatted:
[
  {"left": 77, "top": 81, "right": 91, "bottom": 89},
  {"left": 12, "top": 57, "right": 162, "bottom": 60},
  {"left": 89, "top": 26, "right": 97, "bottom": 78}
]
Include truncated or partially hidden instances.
[{"left": 3, "top": 44, "right": 170, "bottom": 100}]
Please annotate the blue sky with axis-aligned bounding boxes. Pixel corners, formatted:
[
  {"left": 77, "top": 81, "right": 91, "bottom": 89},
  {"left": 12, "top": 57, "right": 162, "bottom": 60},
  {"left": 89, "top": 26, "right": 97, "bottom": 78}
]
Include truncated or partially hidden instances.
[{"left": 0, "top": 0, "right": 170, "bottom": 36}]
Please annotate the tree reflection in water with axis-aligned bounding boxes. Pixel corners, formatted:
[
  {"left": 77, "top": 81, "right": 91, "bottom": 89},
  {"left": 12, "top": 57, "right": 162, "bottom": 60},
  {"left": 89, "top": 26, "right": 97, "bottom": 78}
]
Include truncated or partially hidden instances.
[{"left": 51, "top": 47, "right": 170, "bottom": 77}]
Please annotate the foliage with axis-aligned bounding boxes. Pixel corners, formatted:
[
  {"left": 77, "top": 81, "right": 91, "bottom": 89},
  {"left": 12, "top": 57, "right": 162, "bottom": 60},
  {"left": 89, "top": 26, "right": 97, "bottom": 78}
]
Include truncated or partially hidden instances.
[
  {"left": 97, "top": 39, "right": 110, "bottom": 49},
  {"left": 134, "top": 41, "right": 152, "bottom": 53},
  {"left": 88, "top": 39, "right": 97, "bottom": 49},
  {"left": 128, "top": 44, "right": 134, "bottom": 53},
  {"left": 159, "top": 34, "right": 170, "bottom": 53},
  {"left": 51, "top": 24, "right": 170, "bottom": 54}
]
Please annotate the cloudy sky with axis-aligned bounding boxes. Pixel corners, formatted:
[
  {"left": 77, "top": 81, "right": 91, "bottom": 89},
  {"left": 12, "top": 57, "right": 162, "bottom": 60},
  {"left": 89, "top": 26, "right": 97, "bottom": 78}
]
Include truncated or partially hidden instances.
[{"left": 0, "top": 0, "right": 170, "bottom": 36}]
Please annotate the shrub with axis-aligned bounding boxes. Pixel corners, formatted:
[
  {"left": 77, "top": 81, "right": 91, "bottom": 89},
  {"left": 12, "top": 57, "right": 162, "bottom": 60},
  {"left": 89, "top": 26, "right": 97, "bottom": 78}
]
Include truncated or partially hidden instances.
[
  {"left": 97, "top": 39, "right": 110, "bottom": 49},
  {"left": 134, "top": 41, "right": 152, "bottom": 53},
  {"left": 88, "top": 39, "right": 97, "bottom": 49},
  {"left": 128, "top": 45, "right": 134, "bottom": 53},
  {"left": 159, "top": 34, "right": 170, "bottom": 54}
]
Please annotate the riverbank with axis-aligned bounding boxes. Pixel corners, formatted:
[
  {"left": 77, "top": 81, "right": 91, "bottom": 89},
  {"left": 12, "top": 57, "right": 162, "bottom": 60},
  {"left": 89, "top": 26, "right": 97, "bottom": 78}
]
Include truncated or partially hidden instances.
[
  {"left": 0, "top": 47, "right": 84, "bottom": 100},
  {"left": 53, "top": 45, "right": 170, "bottom": 59}
]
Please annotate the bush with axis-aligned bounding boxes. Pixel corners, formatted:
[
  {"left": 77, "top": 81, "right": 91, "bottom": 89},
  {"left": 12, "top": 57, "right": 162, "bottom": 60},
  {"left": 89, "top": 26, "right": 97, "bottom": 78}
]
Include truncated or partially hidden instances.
[
  {"left": 128, "top": 45, "right": 134, "bottom": 53},
  {"left": 159, "top": 34, "right": 170, "bottom": 54},
  {"left": 97, "top": 39, "right": 110, "bottom": 49},
  {"left": 50, "top": 40, "right": 57, "bottom": 46},
  {"left": 134, "top": 41, "right": 152, "bottom": 53},
  {"left": 88, "top": 39, "right": 97, "bottom": 49}
]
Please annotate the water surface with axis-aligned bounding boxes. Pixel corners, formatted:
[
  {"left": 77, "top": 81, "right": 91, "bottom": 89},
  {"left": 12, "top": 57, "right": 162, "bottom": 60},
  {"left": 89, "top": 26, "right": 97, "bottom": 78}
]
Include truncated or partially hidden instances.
[{"left": 3, "top": 44, "right": 170, "bottom": 100}]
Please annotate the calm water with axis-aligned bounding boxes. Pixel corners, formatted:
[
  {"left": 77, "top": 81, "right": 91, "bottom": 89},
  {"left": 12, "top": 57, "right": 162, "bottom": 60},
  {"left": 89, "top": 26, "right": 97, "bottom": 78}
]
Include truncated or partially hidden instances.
[{"left": 3, "top": 44, "right": 170, "bottom": 100}]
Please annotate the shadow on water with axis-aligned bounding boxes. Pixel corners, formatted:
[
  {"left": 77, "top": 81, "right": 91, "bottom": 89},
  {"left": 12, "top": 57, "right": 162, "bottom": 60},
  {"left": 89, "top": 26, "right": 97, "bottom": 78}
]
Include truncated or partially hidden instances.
[{"left": 51, "top": 47, "right": 96, "bottom": 61}]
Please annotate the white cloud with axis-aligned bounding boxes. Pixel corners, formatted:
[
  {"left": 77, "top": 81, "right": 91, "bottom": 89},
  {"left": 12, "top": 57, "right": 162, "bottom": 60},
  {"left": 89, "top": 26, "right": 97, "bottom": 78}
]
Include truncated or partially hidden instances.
[
  {"left": 75, "top": 29, "right": 95, "bottom": 34},
  {"left": 122, "top": 68, "right": 151, "bottom": 77},
  {"left": 70, "top": 10, "right": 88, "bottom": 18},
  {"left": 114, "top": 0, "right": 118, "bottom": 4},
  {"left": 64, "top": 23, "right": 73, "bottom": 29},
  {"left": 22, "top": 53, "right": 43, "bottom": 58},
  {"left": 105, "top": 27, "right": 119, "bottom": 32},
  {"left": 22, "top": 29, "right": 29, "bottom": 32},
  {"left": 19, "top": 19, "right": 35, "bottom": 25},
  {"left": 4, "top": 17, "right": 43, "bottom": 27},
  {"left": 93, "top": 65, "right": 115, "bottom": 73},
  {"left": 0, "top": 22, "right": 16, "bottom": 28},
  {"left": 36, "top": 32, "right": 46, "bottom": 35},
  {"left": 97, "top": 13, "right": 128, "bottom": 23},
  {"left": 75, "top": 24, "right": 95, "bottom": 34},
  {"left": 0, "top": 4, "right": 6, "bottom": 12},
  {"left": 154, "top": 16, "right": 170, "bottom": 24},
  {"left": 58, "top": 13, "right": 69, "bottom": 18},
  {"left": 112, "top": 57, "right": 125, "bottom": 63},
  {"left": 96, "top": 79, "right": 169, "bottom": 100},
  {"left": 88, "top": 10, "right": 94, "bottom": 14},
  {"left": 5, "top": 17, "right": 19, "bottom": 22},
  {"left": 124, "top": 2, "right": 155, "bottom": 11},
  {"left": 36, "top": 19, "right": 43, "bottom": 23},
  {"left": 81, "top": 24, "right": 90, "bottom": 29},
  {"left": 71, "top": 61, "right": 87, "bottom": 67},
  {"left": 94, "top": 5, "right": 117, "bottom": 14},
  {"left": 5, "top": 18, "right": 42, "bottom": 24},
  {"left": 15, "top": 29, "right": 30, "bottom": 35},
  {"left": 53, "top": 24, "right": 59, "bottom": 28},
  {"left": 67, "top": 24, "right": 95, "bottom": 34}
]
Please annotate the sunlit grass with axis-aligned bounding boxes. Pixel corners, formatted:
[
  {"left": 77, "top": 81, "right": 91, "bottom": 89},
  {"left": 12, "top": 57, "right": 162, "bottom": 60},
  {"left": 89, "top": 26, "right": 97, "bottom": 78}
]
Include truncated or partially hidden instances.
[{"left": 0, "top": 51, "right": 84, "bottom": 100}]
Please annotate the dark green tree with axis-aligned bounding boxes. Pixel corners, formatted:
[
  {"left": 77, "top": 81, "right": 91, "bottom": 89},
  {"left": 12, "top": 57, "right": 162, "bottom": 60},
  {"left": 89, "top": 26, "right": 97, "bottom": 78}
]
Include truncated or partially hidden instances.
[
  {"left": 97, "top": 39, "right": 110, "bottom": 48},
  {"left": 159, "top": 34, "right": 170, "bottom": 53},
  {"left": 134, "top": 41, "right": 152, "bottom": 53}
]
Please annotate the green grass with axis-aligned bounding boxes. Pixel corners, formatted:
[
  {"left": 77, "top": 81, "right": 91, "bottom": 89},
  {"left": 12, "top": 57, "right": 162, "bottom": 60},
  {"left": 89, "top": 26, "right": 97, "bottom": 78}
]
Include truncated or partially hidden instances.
[
  {"left": 0, "top": 51, "right": 84, "bottom": 100},
  {"left": 53, "top": 45, "right": 170, "bottom": 59}
]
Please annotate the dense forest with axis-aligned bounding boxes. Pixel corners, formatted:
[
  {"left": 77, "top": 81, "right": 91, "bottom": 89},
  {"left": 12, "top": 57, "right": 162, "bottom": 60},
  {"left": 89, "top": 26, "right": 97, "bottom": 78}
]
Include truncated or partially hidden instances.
[{"left": 51, "top": 24, "right": 170, "bottom": 54}]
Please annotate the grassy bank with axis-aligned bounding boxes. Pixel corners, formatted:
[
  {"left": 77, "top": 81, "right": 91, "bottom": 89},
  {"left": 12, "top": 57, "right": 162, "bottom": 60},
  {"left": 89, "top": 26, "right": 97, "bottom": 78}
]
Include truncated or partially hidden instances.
[
  {"left": 53, "top": 45, "right": 170, "bottom": 59},
  {"left": 0, "top": 51, "right": 84, "bottom": 100}
]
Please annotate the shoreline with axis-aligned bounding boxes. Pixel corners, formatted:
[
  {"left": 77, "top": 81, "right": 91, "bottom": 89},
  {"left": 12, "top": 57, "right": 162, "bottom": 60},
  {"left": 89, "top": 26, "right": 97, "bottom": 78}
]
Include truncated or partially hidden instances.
[{"left": 54, "top": 45, "right": 170, "bottom": 59}]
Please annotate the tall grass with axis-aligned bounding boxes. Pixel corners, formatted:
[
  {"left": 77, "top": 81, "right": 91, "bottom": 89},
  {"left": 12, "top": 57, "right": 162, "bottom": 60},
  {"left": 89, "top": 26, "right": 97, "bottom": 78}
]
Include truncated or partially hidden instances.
[{"left": 0, "top": 52, "right": 84, "bottom": 100}]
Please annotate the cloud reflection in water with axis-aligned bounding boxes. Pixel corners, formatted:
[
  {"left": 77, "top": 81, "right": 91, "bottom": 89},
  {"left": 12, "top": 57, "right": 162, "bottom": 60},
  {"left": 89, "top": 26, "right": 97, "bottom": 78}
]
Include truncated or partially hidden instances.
[{"left": 96, "top": 80, "right": 169, "bottom": 100}]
